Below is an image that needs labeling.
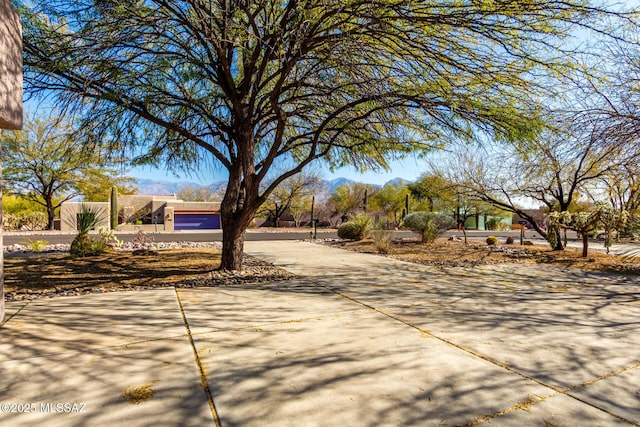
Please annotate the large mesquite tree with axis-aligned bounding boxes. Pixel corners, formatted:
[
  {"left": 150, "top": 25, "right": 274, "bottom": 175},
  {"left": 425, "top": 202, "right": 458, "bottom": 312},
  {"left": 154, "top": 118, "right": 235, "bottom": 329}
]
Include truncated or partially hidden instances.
[{"left": 18, "top": 0, "right": 622, "bottom": 270}]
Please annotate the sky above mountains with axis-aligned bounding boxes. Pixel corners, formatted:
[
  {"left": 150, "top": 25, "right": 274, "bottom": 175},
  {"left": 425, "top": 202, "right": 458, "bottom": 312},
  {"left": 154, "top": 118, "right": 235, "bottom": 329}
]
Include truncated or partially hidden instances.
[{"left": 128, "top": 156, "right": 426, "bottom": 188}]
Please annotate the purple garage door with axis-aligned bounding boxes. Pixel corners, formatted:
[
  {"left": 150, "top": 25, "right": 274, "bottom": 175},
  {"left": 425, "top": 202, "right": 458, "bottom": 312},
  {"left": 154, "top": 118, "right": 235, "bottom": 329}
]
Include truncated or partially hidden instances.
[{"left": 174, "top": 213, "right": 221, "bottom": 230}]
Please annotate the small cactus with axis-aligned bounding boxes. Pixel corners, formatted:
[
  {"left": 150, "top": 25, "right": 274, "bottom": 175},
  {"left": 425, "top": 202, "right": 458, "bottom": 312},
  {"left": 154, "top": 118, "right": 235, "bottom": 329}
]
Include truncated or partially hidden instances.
[{"left": 110, "top": 186, "right": 118, "bottom": 230}]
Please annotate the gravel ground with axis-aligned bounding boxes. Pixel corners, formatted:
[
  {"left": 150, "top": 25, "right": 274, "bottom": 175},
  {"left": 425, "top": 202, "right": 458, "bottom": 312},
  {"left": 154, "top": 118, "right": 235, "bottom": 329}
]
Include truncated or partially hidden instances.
[{"left": 4, "top": 241, "right": 299, "bottom": 302}]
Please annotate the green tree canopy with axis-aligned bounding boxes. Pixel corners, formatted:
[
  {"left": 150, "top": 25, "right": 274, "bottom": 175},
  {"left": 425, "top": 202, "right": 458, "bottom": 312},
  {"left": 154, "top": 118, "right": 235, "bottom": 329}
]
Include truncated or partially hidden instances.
[
  {"left": 77, "top": 169, "right": 137, "bottom": 202},
  {"left": 330, "top": 182, "right": 378, "bottom": 220},
  {"left": 1, "top": 112, "right": 135, "bottom": 229},
  {"left": 371, "top": 182, "right": 411, "bottom": 224},
  {"left": 18, "top": 0, "right": 628, "bottom": 268}
]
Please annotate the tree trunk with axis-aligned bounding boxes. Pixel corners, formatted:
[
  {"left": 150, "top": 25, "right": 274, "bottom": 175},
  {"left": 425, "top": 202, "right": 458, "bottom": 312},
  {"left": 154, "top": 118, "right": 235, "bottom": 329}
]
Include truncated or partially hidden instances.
[
  {"left": 582, "top": 232, "right": 589, "bottom": 257},
  {"left": 219, "top": 164, "right": 262, "bottom": 271},
  {"left": 220, "top": 218, "right": 246, "bottom": 271},
  {"left": 47, "top": 203, "right": 56, "bottom": 230}
]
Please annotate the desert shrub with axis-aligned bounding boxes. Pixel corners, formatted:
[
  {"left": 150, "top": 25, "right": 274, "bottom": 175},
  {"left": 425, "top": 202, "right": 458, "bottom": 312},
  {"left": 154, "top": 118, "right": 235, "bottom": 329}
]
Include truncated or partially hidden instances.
[
  {"left": 70, "top": 234, "right": 109, "bottom": 258},
  {"left": 69, "top": 204, "right": 109, "bottom": 258},
  {"left": 337, "top": 214, "right": 372, "bottom": 241},
  {"left": 403, "top": 212, "right": 456, "bottom": 243},
  {"left": 351, "top": 214, "right": 373, "bottom": 234},
  {"left": 486, "top": 236, "right": 499, "bottom": 246},
  {"left": 505, "top": 236, "right": 514, "bottom": 245},
  {"left": 337, "top": 222, "right": 363, "bottom": 240},
  {"left": 20, "top": 211, "right": 48, "bottom": 230},
  {"left": 98, "top": 226, "right": 123, "bottom": 248},
  {"left": 371, "top": 228, "right": 393, "bottom": 254},
  {"left": 23, "top": 238, "right": 48, "bottom": 252},
  {"left": 2, "top": 211, "right": 48, "bottom": 231},
  {"left": 2, "top": 213, "right": 20, "bottom": 231}
]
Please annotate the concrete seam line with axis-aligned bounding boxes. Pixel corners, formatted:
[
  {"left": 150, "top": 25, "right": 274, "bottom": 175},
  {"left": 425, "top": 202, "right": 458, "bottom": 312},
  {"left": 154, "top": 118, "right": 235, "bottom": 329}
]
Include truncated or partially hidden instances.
[
  {"left": 457, "top": 391, "right": 560, "bottom": 427},
  {"left": 0, "top": 301, "right": 30, "bottom": 327},
  {"left": 563, "top": 361, "right": 640, "bottom": 393},
  {"left": 321, "top": 285, "right": 638, "bottom": 426},
  {"left": 174, "top": 288, "right": 222, "bottom": 427}
]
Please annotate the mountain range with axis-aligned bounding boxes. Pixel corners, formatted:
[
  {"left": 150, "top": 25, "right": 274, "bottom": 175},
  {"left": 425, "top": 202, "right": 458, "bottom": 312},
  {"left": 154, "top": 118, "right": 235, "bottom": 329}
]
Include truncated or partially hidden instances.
[{"left": 134, "top": 177, "right": 411, "bottom": 196}]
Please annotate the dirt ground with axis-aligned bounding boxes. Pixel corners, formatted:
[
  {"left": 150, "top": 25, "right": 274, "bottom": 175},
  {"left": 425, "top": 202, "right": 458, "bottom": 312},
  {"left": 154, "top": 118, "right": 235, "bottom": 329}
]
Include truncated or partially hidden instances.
[
  {"left": 324, "top": 237, "right": 640, "bottom": 275},
  {"left": 5, "top": 238, "right": 639, "bottom": 301},
  {"left": 3, "top": 248, "right": 297, "bottom": 300}
]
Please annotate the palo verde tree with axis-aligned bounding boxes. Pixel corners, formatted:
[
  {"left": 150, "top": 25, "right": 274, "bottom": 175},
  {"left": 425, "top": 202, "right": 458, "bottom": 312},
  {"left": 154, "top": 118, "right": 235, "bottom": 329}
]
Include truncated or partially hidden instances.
[
  {"left": 1, "top": 112, "right": 134, "bottom": 229},
  {"left": 371, "top": 182, "right": 412, "bottom": 225},
  {"left": 18, "top": 0, "right": 628, "bottom": 269},
  {"left": 330, "top": 182, "right": 379, "bottom": 221}
]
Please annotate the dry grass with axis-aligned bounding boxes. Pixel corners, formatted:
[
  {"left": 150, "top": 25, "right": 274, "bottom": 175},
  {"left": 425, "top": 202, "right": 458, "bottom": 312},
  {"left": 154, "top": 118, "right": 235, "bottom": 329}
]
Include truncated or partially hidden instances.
[{"left": 326, "top": 238, "right": 640, "bottom": 275}]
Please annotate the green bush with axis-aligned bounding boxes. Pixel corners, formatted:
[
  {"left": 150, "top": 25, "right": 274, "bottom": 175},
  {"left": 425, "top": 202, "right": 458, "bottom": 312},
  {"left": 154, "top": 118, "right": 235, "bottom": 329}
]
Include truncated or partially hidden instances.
[
  {"left": 2, "top": 195, "right": 46, "bottom": 215},
  {"left": 68, "top": 204, "right": 109, "bottom": 258},
  {"left": 351, "top": 214, "right": 373, "bottom": 234},
  {"left": 486, "top": 236, "right": 499, "bottom": 246},
  {"left": 337, "top": 214, "right": 372, "bottom": 241},
  {"left": 2, "top": 211, "right": 48, "bottom": 231},
  {"left": 402, "top": 212, "right": 456, "bottom": 243},
  {"left": 23, "top": 238, "right": 48, "bottom": 252},
  {"left": 337, "top": 222, "right": 362, "bottom": 240}
]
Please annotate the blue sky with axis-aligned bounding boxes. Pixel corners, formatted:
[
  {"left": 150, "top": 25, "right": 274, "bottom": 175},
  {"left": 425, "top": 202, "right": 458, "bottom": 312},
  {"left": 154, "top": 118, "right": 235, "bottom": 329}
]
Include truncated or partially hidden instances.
[{"left": 126, "top": 157, "right": 426, "bottom": 186}]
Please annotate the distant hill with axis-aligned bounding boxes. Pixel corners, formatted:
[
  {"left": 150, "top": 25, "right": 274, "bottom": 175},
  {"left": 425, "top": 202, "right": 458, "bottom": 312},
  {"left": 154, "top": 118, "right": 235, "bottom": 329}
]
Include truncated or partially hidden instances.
[
  {"left": 324, "top": 177, "right": 358, "bottom": 193},
  {"left": 134, "top": 178, "right": 209, "bottom": 195},
  {"left": 385, "top": 177, "right": 411, "bottom": 188},
  {"left": 133, "top": 176, "right": 413, "bottom": 197}
]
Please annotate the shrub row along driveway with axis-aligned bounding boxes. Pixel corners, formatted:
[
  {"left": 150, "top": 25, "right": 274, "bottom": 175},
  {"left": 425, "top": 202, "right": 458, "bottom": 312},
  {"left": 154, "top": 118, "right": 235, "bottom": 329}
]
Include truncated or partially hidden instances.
[{"left": 2, "top": 241, "right": 638, "bottom": 426}]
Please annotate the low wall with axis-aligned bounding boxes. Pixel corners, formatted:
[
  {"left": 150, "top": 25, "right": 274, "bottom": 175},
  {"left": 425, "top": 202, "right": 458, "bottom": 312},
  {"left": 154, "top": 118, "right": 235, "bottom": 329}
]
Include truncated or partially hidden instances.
[{"left": 59, "top": 202, "right": 110, "bottom": 232}]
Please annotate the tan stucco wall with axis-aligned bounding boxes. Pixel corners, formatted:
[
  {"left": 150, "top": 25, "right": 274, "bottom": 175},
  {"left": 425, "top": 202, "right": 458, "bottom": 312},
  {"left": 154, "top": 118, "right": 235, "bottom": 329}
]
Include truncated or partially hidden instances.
[
  {"left": 0, "top": 0, "right": 23, "bottom": 130},
  {"left": 60, "top": 202, "right": 110, "bottom": 232},
  {"left": 60, "top": 195, "right": 221, "bottom": 230},
  {"left": 118, "top": 194, "right": 177, "bottom": 224}
]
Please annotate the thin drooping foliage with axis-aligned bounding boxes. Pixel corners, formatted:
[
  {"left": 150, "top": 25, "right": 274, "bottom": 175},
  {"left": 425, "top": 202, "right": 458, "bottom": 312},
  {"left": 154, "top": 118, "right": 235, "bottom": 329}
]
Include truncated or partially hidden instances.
[{"left": 18, "top": 0, "right": 629, "bottom": 269}]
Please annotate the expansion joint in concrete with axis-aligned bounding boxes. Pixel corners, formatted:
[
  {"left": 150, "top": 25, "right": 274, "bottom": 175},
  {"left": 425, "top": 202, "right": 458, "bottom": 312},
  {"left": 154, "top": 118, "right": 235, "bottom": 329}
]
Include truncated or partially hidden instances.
[
  {"left": 0, "top": 301, "right": 29, "bottom": 327},
  {"left": 174, "top": 288, "right": 222, "bottom": 427},
  {"left": 321, "top": 284, "right": 638, "bottom": 426}
]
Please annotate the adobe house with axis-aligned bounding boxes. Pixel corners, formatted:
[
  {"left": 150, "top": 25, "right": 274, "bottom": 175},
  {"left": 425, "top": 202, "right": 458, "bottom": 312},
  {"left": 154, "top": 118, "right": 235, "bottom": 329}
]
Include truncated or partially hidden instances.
[
  {"left": 512, "top": 207, "right": 547, "bottom": 228},
  {"left": 1, "top": 0, "right": 24, "bottom": 322},
  {"left": 60, "top": 194, "right": 222, "bottom": 232}
]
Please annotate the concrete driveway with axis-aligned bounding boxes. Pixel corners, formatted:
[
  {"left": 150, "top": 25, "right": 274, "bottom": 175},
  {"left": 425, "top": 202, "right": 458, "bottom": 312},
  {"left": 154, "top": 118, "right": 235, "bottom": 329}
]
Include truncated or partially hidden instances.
[{"left": 1, "top": 241, "right": 638, "bottom": 426}]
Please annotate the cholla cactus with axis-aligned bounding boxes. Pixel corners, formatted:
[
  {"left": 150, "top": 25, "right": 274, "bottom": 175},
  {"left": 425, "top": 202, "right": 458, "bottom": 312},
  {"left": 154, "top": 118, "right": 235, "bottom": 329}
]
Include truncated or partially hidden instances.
[
  {"left": 98, "top": 226, "right": 123, "bottom": 248},
  {"left": 548, "top": 203, "right": 629, "bottom": 256},
  {"left": 596, "top": 202, "right": 629, "bottom": 253}
]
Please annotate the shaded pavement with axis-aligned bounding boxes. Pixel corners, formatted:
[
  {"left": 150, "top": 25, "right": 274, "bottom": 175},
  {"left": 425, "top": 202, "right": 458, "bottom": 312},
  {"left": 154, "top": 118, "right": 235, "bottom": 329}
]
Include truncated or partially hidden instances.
[{"left": 1, "top": 241, "right": 639, "bottom": 426}]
